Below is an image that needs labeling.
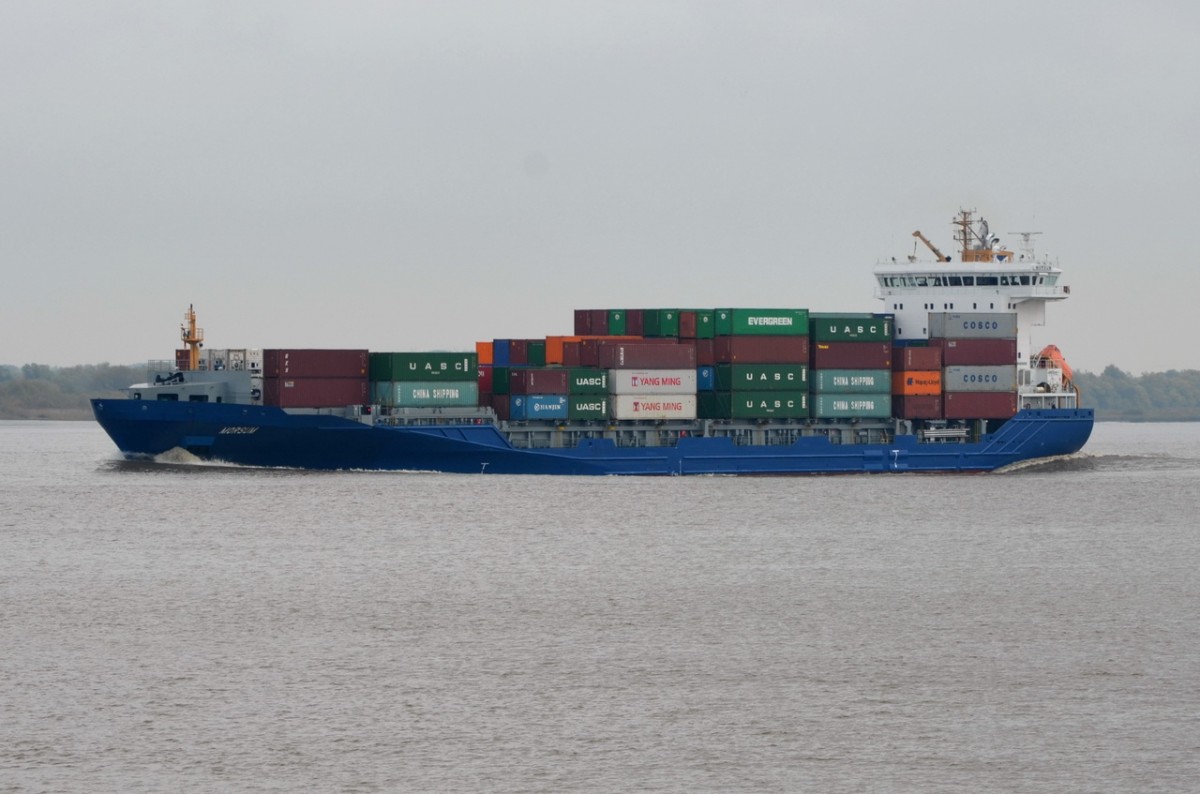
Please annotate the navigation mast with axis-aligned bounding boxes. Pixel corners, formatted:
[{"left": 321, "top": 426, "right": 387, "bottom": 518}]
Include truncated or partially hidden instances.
[{"left": 180, "top": 304, "right": 204, "bottom": 371}]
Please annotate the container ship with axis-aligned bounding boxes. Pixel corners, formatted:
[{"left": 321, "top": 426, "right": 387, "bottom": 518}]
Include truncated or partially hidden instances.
[{"left": 92, "top": 210, "right": 1093, "bottom": 474}]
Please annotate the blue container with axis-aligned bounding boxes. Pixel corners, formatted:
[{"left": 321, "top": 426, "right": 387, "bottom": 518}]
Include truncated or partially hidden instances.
[
  {"left": 509, "top": 394, "right": 569, "bottom": 420},
  {"left": 696, "top": 366, "right": 716, "bottom": 391},
  {"left": 492, "top": 339, "right": 511, "bottom": 366}
]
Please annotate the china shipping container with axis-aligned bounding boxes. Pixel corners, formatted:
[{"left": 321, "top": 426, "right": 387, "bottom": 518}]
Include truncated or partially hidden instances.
[
  {"left": 810, "top": 342, "right": 891, "bottom": 370},
  {"left": 810, "top": 369, "right": 891, "bottom": 394},
  {"left": 263, "top": 349, "right": 368, "bottom": 379},
  {"left": 715, "top": 308, "right": 809, "bottom": 337},
  {"left": 809, "top": 313, "right": 892, "bottom": 342},
  {"left": 369, "top": 352, "right": 477, "bottom": 381},
  {"left": 892, "top": 345, "right": 943, "bottom": 371},
  {"left": 568, "top": 396, "right": 609, "bottom": 420},
  {"left": 263, "top": 376, "right": 368, "bottom": 408},
  {"left": 891, "top": 371, "right": 942, "bottom": 396},
  {"left": 597, "top": 342, "right": 696, "bottom": 369},
  {"left": 714, "top": 335, "right": 810, "bottom": 364},
  {"left": 378, "top": 381, "right": 480, "bottom": 408},
  {"left": 892, "top": 394, "right": 943, "bottom": 419},
  {"left": 943, "top": 365, "right": 1018, "bottom": 393},
  {"left": 698, "top": 391, "right": 809, "bottom": 419},
  {"left": 943, "top": 391, "right": 1018, "bottom": 419},
  {"left": 811, "top": 393, "right": 893, "bottom": 419},
  {"left": 929, "top": 338, "right": 1018, "bottom": 366},
  {"left": 510, "top": 368, "right": 570, "bottom": 395},
  {"left": 510, "top": 394, "right": 569, "bottom": 420},
  {"left": 607, "top": 369, "right": 697, "bottom": 395},
  {"left": 928, "top": 312, "right": 1018, "bottom": 339},
  {"left": 568, "top": 368, "right": 609, "bottom": 394},
  {"left": 714, "top": 364, "right": 808, "bottom": 391},
  {"left": 609, "top": 394, "right": 697, "bottom": 421}
]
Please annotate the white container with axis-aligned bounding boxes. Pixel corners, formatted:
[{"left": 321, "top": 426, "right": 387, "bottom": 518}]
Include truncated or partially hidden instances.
[
  {"left": 609, "top": 394, "right": 697, "bottom": 420},
  {"left": 943, "top": 365, "right": 1018, "bottom": 392},
  {"left": 607, "top": 369, "right": 697, "bottom": 395},
  {"left": 928, "top": 312, "right": 1018, "bottom": 339}
]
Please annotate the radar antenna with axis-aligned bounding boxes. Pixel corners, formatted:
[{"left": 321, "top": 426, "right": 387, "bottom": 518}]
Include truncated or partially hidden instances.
[{"left": 1007, "top": 230, "right": 1043, "bottom": 260}]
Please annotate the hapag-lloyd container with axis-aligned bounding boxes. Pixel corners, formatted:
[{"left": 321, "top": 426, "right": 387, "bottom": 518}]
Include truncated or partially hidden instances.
[
  {"left": 892, "top": 371, "right": 942, "bottom": 396},
  {"left": 509, "top": 368, "right": 570, "bottom": 395},
  {"left": 893, "top": 394, "right": 943, "bottom": 419},
  {"left": 714, "top": 364, "right": 808, "bottom": 391},
  {"left": 597, "top": 342, "right": 696, "bottom": 369},
  {"left": 698, "top": 391, "right": 809, "bottom": 419},
  {"left": 928, "top": 312, "right": 1018, "bottom": 339},
  {"left": 715, "top": 308, "right": 809, "bottom": 336},
  {"left": 810, "top": 369, "right": 890, "bottom": 394},
  {"left": 943, "top": 365, "right": 1018, "bottom": 392},
  {"left": 379, "top": 380, "right": 480, "bottom": 408},
  {"left": 892, "top": 346, "right": 943, "bottom": 371},
  {"left": 930, "top": 338, "right": 1018, "bottom": 366},
  {"left": 943, "top": 391, "right": 1017, "bottom": 419},
  {"left": 607, "top": 369, "right": 697, "bottom": 395},
  {"left": 509, "top": 394, "right": 569, "bottom": 420},
  {"left": 810, "top": 342, "right": 892, "bottom": 370},
  {"left": 809, "top": 313, "right": 892, "bottom": 342},
  {"left": 811, "top": 393, "right": 892, "bottom": 418},
  {"left": 714, "top": 336, "right": 809, "bottom": 364},
  {"left": 369, "top": 352, "right": 477, "bottom": 381},
  {"left": 263, "top": 349, "right": 368, "bottom": 379},
  {"left": 609, "top": 394, "right": 697, "bottom": 420},
  {"left": 264, "top": 376, "right": 368, "bottom": 408}
]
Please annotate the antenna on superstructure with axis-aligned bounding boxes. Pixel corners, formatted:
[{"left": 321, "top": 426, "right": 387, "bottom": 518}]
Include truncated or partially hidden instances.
[
  {"left": 1007, "top": 230, "right": 1043, "bottom": 261},
  {"left": 181, "top": 304, "right": 204, "bottom": 371}
]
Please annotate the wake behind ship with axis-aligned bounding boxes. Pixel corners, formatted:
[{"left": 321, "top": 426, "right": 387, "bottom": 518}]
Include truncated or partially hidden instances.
[{"left": 92, "top": 210, "right": 1093, "bottom": 474}]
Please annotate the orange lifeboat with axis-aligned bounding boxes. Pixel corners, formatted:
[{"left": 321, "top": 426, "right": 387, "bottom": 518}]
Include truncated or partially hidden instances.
[{"left": 1036, "top": 344, "right": 1074, "bottom": 381}]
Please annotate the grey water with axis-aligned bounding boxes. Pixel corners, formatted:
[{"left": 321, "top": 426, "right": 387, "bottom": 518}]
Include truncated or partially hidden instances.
[{"left": 2, "top": 421, "right": 1198, "bottom": 793}]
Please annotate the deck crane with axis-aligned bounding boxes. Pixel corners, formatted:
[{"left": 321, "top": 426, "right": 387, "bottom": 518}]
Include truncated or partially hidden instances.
[{"left": 912, "top": 230, "right": 951, "bottom": 262}]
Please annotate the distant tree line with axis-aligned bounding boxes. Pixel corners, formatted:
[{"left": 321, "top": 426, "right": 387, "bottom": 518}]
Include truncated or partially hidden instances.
[{"left": 2, "top": 361, "right": 1199, "bottom": 421}]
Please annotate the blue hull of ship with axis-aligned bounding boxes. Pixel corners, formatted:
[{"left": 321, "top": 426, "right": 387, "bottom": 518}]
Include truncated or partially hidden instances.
[{"left": 91, "top": 399, "right": 1094, "bottom": 475}]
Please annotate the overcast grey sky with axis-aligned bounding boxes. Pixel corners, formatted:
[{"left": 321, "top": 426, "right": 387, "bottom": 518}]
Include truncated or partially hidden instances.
[{"left": 2, "top": 1, "right": 1196, "bottom": 374}]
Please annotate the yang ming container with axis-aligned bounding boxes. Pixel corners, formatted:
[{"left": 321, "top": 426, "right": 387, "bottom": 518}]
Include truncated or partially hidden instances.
[
  {"left": 609, "top": 394, "right": 697, "bottom": 421},
  {"left": 943, "top": 365, "right": 1018, "bottom": 392},
  {"left": 714, "top": 364, "right": 808, "bottom": 391},
  {"left": 810, "top": 369, "right": 890, "bottom": 394},
  {"left": 715, "top": 308, "right": 809, "bottom": 336},
  {"left": 928, "top": 312, "right": 1018, "bottom": 339},
  {"left": 809, "top": 313, "right": 892, "bottom": 342},
  {"left": 608, "top": 369, "right": 697, "bottom": 395}
]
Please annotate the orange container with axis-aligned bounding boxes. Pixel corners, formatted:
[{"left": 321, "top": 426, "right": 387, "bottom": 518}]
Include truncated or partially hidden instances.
[
  {"left": 892, "top": 370, "right": 941, "bottom": 396},
  {"left": 544, "top": 336, "right": 582, "bottom": 365},
  {"left": 476, "top": 341, "right": 494, "bottom": 366}
]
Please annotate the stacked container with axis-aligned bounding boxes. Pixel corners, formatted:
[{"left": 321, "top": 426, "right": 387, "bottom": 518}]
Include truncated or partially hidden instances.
[
  {"left": 700, "top": 309, "right": 810, "bottom": 419},
  {"left": 263, "top": 349, "right": 369, "bottom": 408},
  {"left": 605, "top": 342, "right": 698, "bottom": 420},
  {"left": 891, "top": 345, "right": 944, "bottom": 419},
  {"left": 808, "top": 314, "right": 892, "bottom": 419},
  {"left": 369, "top": 351, "right": 478, "bottom": 409},
  {"left": 928, "top": 312, "right": 1019, "bottom": 419}
]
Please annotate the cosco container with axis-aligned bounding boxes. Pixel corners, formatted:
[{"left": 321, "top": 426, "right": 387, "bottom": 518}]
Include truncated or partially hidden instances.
[
  {"left": 509, "top": 368, "right": 570, "bottom": 395},
  {"left": 715, "top": 308, "right": 809, "bottom": 336},
  {"left": 597, "top": 342, "right": 696, "bottom": 369},
  {"left": 380, "top": 381, "right": 480, "bottom": 408},
  {"left": 568, "top": 396, "right": 609, "bottom": 420},
  {"left": 892, "top": 345, "right": 943, "bottom": 371},
  {"left": 642, "top": 309, "right": 680, "bottom": 338},
  {"left": 811, "top": 393, "right": 892, "bottom": 419},
  {"left": 892, "top": 394, "right": 943, "bottom": 419},
  {"left": 568, "top": 368, "right": 609, "bottom": 394},
  {"left": 809, "top": 313, "right": 892, "bottom": 342},
  {"left": 369, "top": 352, "right": 478, "bottom": 382},
  {"left": 509, "top": 394, "right": 569, "bottom": 421},
  {"left": 607, "top": 369, "right": 697, "bottom": 395},
  {"left": 891, "top": 371, "right": 942, "bottom": 396},
  {"left": 943, "top": 391, "right": 1018, "bottom": 419},
  {"left": 714, "top": 364, "right": 808, "bottom": 391},
  {"left": 810, "top": 369, "right": 890, "bottom": 394},
  {"left": 943, "top": 365, "right": 1018, "bottom": 392},
  {"left": 609, "top": 394, "right": 697, "bottom": 421},
  {"left": 264, "top": 376, "right": 368, "bottom": 408},
  {"left": 930, "top": 338, "right": 1018, "bottom": 366},
  {"left": 699, "top": 391, "right": 809, "bottom": 419},
  {"left": 810, "top": 342, "right": 891, "bottom": 370},
  {"left": 714, "top": 336, "right": 809, "bottom": 364},
  {"left": 263, "top": 349, "right": 368, "bottom": 379},
  {"left": 928, "top": 312, "right": 1018, "bottom": 339}
]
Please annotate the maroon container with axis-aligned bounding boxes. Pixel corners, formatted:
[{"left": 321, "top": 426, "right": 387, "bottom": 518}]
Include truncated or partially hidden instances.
[
  {"left": 562, "top": 342, "right": 582, "bottom": 368},
  {"left": 930, "top": 338, "right": 1018, "bottom": 366},
  {"left": 477, "top": 365, "right": 494, "bottom": 394},
  {"left": 892, "top": 346, "right": 943, "bottom": 371},
  {"left": 491, "top": 394, "right": 511, "bottom": 420},
  {"left": 263, "top": 349, "right": 368, "bottom": 379},
  {"left": 263, "top": 376, "right": 368, "bottom": 408},
  {"left": 678, "top": 311, "right": 697, "bottom": 339},
  {"left": 893, "top": 394, "right": 943, "bottom": 419},
  {"left": 625, "top": 310, "right": 645, "bottom": 336},
  {"left": 175, "top": 349, "right": 191, "bottom": 371},
  {"left": 510, "top": 367, "right": 570, "bottom": 395},
  {"left": 695, "top": 338, "right": 715, "bottom": 366},
  {"left": 715, "top": 336, "right": 810, "bottom": 365},
  {"left": 507, "top": 339, "right": 529, "bottom": 366},
  {"left": 810, "top": 341, "right": 891, "bottom": 370},
  {"left": 598, "top": 342, "right": 695, "bottom": 369},
  {"left": 573, "top": 310, "right": 591, "bottom": 335},
  {"left": 943, "top": 391, "right": 1017, "bottom": 419}
]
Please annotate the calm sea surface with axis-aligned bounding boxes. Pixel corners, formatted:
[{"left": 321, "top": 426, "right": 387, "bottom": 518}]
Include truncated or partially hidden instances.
[{"left": 2, "top": 420, "right": 1198, "bottom": 793}]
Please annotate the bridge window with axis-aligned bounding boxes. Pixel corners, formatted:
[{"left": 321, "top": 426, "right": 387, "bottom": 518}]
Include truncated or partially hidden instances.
[
  {"left": 189, "top": 395, "right": 209, "bottom": 402},
  {"left": 976, "top": 275, "right": 998, "bottom": 286},
  {"left": 157, "top": 393, "right": 179, "bottom": 401},
  {"left": 949, "top": 276, "right": 963, "bottom": 286}
]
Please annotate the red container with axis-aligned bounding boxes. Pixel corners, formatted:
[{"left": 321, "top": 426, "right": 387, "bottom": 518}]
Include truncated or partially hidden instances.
[
  {"left": 599, "top": 341, "right": 695, "bottom": 369},
  {"left": 810, "top": 342, "right": 891, "bottom": 370},
  {"left": 580, "top": 338, "right": 673, "bottom": 367},
  {"left": 477, "top": 366, "right": 494, "bottom": 394},
  {"left": 510, "top": 368, "right": 570, "bottom": 395},
  {"left": 714, "top": 336, "right": 810, "bottom": 365},
  {"left": 892, "top": 394, "right": 943, "bottom": 419},
  {"left": 491, "top": 394, "right": 511, "bottom": 420},
  {"left": 263, "top": 349, "right": 368, "bottom": 379},
  {"left": 943, "top": 391, "right": 1017, "bottom": 419},
  {"left": 625, "top": 310, "right": 645, "bottom": 336},
  {"left": 562, "top": 342, "right": 582, "bottom": 368},
  {"left": 678, "top": 311, "right": 698, "bottom": 339},
  {"left": 263, "top": 376, "right": 368, "bottom": 407},
  {"left": 930, "top": 338, "right": 1018, "bottom": 366},
  {"left": 695, "top": 338, "right": 715, "bottom": 366},
  {"left": 507, "top": 339, "right": 529, "bottom": 366},
  {"left": 175, "top": 349, "right": 191, "bottom": 371},
  {"left": 573, "top": 310, "right": 609, "bottom": 336},
  {"left": 892, "top": 346, "right": 943, "bottom": 371}
]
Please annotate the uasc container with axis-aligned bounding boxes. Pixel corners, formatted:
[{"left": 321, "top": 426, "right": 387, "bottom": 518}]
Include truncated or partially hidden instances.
[
  {"left": 369, "top": 352, "right": 478, "bottom": 382},
  {"left": 568, "top": 396, "right": 609, "bottom": 420},
  {"left": 699, "top": 391, "right": 809, "bottom": 419},
  {"left": 714, "top": 364, "right": 808, "bottom": 391},
  {"left": 809, "top": 313, "right": 892, "bottom": 342},
  {"left": 568, "top": 368, "right": 609, "bottom": 394}
]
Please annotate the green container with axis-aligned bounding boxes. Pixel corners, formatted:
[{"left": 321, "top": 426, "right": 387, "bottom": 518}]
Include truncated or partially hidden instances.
[
  {"left": 715, "top": 364, "right": 808, "bottom": 391},
  {"left": 607, "top": 310, "right": 627, "bottom": 336},
  {"left": 568, "top": 395, "right": 610, "bottom": 420},
  {"left": 527, "top": 341, "right": 547, "bottom": 367},
  {"left": 810, "top": 369, "right": 891, "bottom": 394},
  {"left": 809, "top": 313, "right": 892, "bottom": 342},
  {"left": 699, "top": 391, "right": 809, "bottom": 419},
  {"left": 714, "top": 308, "right": 809, "bottom": 336},
  {"left": 380, "top": 381, "right": 480, "bottom": 408},
  {"left": 492, "top": 366, "right": 511, "bottom": 395},
  {"left": 642, "top": 309, "right": 679, "bottom": 338},
  {"left": 568, "top": 368, "right": 609, "bottom": 394},
  {"left": 369, "top": 352, "right": 478, "bottom": 381},
  {"left": 694, "top": 309, "right": 715, "bottom": 339},
  {"left": 812, "top": 393, "right": 892, "bottom": 418}
]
